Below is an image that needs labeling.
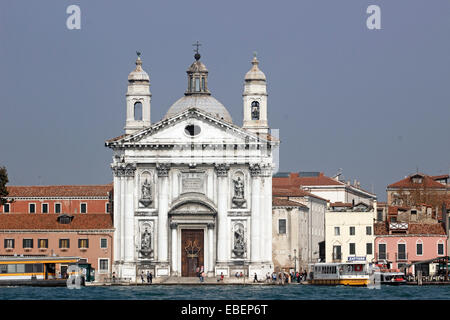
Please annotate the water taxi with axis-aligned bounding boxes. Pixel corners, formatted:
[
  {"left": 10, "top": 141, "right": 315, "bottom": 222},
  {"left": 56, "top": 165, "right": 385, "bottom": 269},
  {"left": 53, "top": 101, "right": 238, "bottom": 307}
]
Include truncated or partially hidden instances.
[
  {"left": 375, "top": 270, "right": 407, "bottom": 285},
  {"left": 0, "top": 256, "right": 82, "bottom": 281},
  {"left": 308, "top": 261, "right": 371, "bottom": 286}
]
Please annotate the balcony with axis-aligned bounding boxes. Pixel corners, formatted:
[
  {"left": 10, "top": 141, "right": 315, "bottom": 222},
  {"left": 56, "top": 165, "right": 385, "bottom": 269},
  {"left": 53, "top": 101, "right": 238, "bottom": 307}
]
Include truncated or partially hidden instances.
[
  {"left": 377, "top": 253, "right": 389, "bottom": 261},
  {"left": 332, "top": 253, "right": 342, "bottom": 263},
  {"left": 396, "top": 252, "right": 408, "bottom": 262}
]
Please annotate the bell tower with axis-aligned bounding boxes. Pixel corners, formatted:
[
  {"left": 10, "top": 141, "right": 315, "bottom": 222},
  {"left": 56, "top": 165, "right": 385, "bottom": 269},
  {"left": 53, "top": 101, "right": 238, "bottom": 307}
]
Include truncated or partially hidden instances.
[
  {"left": 125, "top": 52, "right": 151, "bottom": 134},
  {"left": 242, "top": 53, "right": 268, "bottom": 135}
]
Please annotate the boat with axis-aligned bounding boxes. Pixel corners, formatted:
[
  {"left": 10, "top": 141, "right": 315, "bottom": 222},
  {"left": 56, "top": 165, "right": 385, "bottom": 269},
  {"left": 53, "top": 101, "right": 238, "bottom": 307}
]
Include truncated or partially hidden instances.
[
  {"left": 308, "top": 261, "right": 371, "bottom": 286},
  {"left": 0, "top": 256, "right": 92, "bottom": 285},
  {"left": 375, "top": 270, "right": 407, "bottom": 285}
]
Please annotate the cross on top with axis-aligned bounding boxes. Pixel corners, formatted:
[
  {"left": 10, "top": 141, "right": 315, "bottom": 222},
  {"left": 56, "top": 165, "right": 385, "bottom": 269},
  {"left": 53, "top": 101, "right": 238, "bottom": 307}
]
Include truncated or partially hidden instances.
[{"left": 193, "top": 41, "right": 201, "bottom": 54}]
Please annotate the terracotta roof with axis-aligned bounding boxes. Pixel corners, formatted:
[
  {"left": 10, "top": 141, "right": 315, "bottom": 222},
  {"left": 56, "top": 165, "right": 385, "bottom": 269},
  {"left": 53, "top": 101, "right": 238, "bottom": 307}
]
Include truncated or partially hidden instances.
[
  {"left": 6, "top": 184, "right": 113, "bottom": 198},
  {"left": 374, "top": 222, "right": 446, "bottom": 236},
  {"left": 388, "top": 174, "right": 446, "bottom": 189},
  {"left": 272, "top": 197, "right": 308, "bottom": 208},
  {"left": 431, "top": 174, "right": 449, "bottom": 180},
  {"left": 330, "top": 202, "right": 353, "bottom": 207},
  {"left": 273, "top": 172, "right": 343, "bottom": 187},
  {"left": 0, "top": 214, "right": 113, "bottom": 230},
  {"left": 388, "top": 206, "right": 409, "bottom": 215},
  {"left": 272, "top": 187, "right": 327, "bottom": 201}
]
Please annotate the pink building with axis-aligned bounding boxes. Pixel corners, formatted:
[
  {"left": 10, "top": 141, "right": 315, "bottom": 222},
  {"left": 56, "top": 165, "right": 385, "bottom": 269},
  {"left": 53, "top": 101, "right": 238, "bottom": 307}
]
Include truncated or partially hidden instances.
[
  {"left": 374, "top": 221, "right": 447, "bottom": 275},
  {"left": 0, "top": 184, "right": 114, "bottom": 281}
]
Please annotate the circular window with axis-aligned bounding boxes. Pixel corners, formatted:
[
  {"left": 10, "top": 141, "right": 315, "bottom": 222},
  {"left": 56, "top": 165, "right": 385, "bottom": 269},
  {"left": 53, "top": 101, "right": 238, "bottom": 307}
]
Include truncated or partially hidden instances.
[{"left": 184, "top": 124, "right": 201, "bottom": 136}]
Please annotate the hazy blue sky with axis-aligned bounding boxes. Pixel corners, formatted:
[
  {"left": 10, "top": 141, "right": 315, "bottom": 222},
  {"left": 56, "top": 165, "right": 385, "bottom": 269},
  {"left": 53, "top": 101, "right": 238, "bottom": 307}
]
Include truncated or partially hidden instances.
[{"left": 1, "top": 1, "right": 449, "bottom": 201}]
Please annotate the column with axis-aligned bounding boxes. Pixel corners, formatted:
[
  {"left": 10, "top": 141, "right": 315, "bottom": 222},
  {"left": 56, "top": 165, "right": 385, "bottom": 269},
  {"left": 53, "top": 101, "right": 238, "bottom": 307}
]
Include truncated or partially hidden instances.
[
  {"left": 262, "top": 165, "right": 273, "bottom": 263},
  {"left": 215, "top": 164, "right": 229, "bottom": 263},
  {"left": 112, "top": 165, "right": 122, "bottom": 264},
  {"left": 170, "top": 222, "right": 178, "bottom": 275},
  {"left": 250, "top": 164, "right": 261, "bottom": 262},
  {"left": 124, "top": 164, "right": 136, "bottom": 262},
  {"left": 207, "top": 223, "right": 215, "bottom": 274},
  {"left": 157, "top": 164, "right": 170, "bottom": 263},
  {"left": 120, "top": 173, "right": 126, "bottom": 263}
]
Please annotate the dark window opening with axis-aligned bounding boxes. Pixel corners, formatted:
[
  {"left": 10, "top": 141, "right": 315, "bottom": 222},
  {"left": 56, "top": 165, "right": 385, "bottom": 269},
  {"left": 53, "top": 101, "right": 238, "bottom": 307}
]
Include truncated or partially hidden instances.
[{"left": 184, "top": 125, "right": 201, "bottom": 136}]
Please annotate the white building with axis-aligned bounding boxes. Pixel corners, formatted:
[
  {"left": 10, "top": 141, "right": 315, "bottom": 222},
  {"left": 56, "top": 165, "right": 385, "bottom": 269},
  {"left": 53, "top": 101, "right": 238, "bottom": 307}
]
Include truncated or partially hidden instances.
[
  {"left": 105, "top": 51, "right": 278, "bottom": 280},
  {"left": 272, "top": 188, "right": 327, "bottom": 271},
  {"left": 325, "top": 202, "right": 376, "bottom": 263}
]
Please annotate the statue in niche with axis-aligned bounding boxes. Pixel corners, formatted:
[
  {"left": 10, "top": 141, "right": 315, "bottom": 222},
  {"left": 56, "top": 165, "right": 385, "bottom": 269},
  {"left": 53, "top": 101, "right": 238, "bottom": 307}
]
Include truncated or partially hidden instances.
[
  {"left": 140, "top": 226, "right": 153, "bottom": 258},
  {"left": 232, "top": 176, "right": 246, "bottom": 208},
  {"left": 251, "top": 101, "right": 260, "bottom": 120},
  {"left": 139, "top": 178, "right": 153, "bottom": 207},
  {"left": 233, "top": 224, "right": 246, "bottom": 258}
]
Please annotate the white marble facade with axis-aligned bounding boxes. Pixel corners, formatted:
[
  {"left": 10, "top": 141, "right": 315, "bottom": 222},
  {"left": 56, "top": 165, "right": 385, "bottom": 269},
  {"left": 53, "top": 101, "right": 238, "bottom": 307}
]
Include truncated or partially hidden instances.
[{"left": 106, "top": 51, "right": 277, "bottom": 280}]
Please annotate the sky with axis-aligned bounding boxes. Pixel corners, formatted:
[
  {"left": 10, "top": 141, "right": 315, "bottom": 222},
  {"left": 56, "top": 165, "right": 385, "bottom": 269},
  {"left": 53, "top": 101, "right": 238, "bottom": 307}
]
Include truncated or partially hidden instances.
[{"left": 0, "top": 0, "right": 449, "bottom": 202}]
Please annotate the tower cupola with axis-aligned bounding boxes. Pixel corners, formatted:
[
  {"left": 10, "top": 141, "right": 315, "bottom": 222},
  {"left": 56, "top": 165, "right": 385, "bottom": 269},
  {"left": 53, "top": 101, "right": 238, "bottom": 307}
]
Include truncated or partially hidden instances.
[
  {"left": 242, "top": 53, "right": 268, "bottom": 135},
  {"left": 125, "top": 52, "right": 151, "bottom": 134}
]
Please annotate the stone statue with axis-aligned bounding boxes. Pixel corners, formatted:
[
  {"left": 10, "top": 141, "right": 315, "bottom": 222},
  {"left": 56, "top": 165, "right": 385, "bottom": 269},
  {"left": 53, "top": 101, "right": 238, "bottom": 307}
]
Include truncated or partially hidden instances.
[
  {"left": 140, "top": 226, "right": 153, "bottom": 258},
  {"left": 139, "top": 178, "right": 153, "bottom": 207},
  {"left": 141, "top": 227, "right": 151, "bottom": 250},
  {"left": 233, "top": 224, "right": 246, "bottom": 257},
  {"left": 232, "top": 177, "right": 246, "bottom": 207}
]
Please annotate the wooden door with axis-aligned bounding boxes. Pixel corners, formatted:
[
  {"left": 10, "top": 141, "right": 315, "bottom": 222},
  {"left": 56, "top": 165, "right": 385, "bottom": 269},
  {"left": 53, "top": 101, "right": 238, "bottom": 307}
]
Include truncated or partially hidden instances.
[{"left": 181, "top": 229, "right": 204, "bottom": 277}]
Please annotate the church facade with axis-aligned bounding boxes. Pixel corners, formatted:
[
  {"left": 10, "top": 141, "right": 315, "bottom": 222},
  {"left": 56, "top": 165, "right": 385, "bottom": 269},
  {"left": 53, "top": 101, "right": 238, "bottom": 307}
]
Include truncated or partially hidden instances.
[{"left": 105, "top": 50, "right": 278, "bottom": 280}]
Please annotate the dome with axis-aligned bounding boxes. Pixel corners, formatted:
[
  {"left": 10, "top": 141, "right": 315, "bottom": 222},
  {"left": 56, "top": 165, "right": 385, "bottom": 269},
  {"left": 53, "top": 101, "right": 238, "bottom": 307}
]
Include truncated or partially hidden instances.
[
  {"left": 164, "top": 95, "right": 232, "bottom": 123},
  {"left": 245, "top": 56, "right": 266, "bottom": 81},
  {"left": 128, "top": 56, "right": 149, "bottom": 82}
]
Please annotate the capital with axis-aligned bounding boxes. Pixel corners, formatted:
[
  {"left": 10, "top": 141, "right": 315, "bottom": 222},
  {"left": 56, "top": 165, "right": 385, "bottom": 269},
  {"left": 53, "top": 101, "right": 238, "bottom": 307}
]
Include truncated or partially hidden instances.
[
  {"left": 214, "top": 163, "right": 230, "bottom": 177},
  {"left": 156, "top": 163, "right": 170, "bottom": 177}
]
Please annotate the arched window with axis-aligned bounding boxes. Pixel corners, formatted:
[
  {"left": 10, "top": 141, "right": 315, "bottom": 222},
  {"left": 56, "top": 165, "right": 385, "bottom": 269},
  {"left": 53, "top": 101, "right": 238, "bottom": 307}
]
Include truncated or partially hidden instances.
[
  {"left": 134, "top": 102, "right": 142, "bottom": 120},
  {"left": 251, "top": 101, "right": 260, "bottom": 120}
]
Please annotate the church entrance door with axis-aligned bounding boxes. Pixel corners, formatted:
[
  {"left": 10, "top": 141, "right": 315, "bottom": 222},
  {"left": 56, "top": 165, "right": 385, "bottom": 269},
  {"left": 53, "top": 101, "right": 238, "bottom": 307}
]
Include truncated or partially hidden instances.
[{"left": 181, "top": 229, "right": 204, "bottom": 277}]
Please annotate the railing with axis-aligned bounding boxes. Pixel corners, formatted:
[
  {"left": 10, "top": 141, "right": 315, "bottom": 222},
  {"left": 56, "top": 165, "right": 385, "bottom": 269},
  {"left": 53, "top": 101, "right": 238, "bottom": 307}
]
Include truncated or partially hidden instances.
[
  {"left": 377, "top": 253, "right": 389, "bottom": 260},
  {"left": 332, "top": 253, "right": 342, "bottom": 263},
  {"left": 396, "top": 252, "right": 408, "bottom": 261}
]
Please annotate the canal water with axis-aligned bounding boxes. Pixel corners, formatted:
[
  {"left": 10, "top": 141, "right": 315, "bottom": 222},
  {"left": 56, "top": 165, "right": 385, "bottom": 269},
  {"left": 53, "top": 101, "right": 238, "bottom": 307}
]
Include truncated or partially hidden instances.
[{"left": 0, "top": 284, "right": 449, "bottom": 300}]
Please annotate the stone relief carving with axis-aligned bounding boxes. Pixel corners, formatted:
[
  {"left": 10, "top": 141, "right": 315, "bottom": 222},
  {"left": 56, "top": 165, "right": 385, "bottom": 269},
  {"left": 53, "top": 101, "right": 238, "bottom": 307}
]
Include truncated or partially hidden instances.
[{"left": 232, "top": 222, "right": 246, "bottom": 258}]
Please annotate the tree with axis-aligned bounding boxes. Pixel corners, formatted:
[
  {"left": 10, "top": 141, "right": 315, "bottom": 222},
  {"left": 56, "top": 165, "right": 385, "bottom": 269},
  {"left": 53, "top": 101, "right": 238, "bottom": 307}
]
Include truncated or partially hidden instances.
[{"left": 0, "top": 166, "right": 9, "bottom": 206}]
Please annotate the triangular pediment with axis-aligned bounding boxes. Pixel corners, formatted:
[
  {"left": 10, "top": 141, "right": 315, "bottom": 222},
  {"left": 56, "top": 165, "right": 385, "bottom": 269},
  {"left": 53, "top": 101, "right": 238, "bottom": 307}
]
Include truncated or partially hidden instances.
[{"left": 106, "top": 108, "right": 275, "bottom": 147}]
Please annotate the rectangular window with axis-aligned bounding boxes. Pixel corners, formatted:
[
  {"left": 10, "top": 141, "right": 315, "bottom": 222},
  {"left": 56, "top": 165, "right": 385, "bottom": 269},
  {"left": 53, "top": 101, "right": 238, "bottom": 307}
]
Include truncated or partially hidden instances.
[
  {"left": 99, "top": 259, "right": 109, "bottom": 272},
  {"left": 100, "top": 238, "right": 108, "bottom": 249},
  {"left": 106, "top": 203, "right": 110, "bottom": 213},
  {"left": 366, "top": 243, "right": 373, "bottom": 255},
  {"left": 4, "top": 239, "right": 14, "bottom": 249},
  {"left": 42, "top": 203, "right": 48, "bottom": 214},
  {"left": 29, "top": 203, "right": 36, "bottom": 214},
  {"left": 417, "top": 243, "right": 423, "bottom": 255},
  {"left": 332, "top": 245, "right": 341, "bottom": 260},
  {"left": 334, "top": 227, "right": 340, "bottom": 236},
  {"left": 3, "top": 203, "right": 10, "bottom": 213},
  {"left": 377, "top": 210, "right": 383, "bottom": 222},
  {"left": 378, "top": 243, "right": 386, "bottom": 260},
  {"left": 278, "top": 219, "right": 286, "bottom": 234},
  {"left": 23, "top": 239, "right": 33, "bottom": 248},
  {"left": 55, "top": 203, "right": 61, "bottom": 214},
  {"left": 398, "top": 243, "right": 406, "bottom": 260},
  {"left": 195, "top": 78, "right": 200, "bottom": 92},
  {"left": 438, "top": 243, "right": 444, "bottom": 255},
  {"left": 78, "top": 239, "right": 89, "bottom": 249},
  {"left": 59, "top": 239, "right": 70, "bottom": 249},
  {"left": 366, "top": 226, "right": 372, "bottom": 235},
  {"left": 80, "top": 203, "right": 87, "bottom": 214},
  {"left": 38, "top": 239, "right": 48, "bottom": 249},
  {"left": 349, "top": 226, "right": 355, "bottom": 236},
  {"left": 349, "top": 243, "right": 356, "bottom": 255}
]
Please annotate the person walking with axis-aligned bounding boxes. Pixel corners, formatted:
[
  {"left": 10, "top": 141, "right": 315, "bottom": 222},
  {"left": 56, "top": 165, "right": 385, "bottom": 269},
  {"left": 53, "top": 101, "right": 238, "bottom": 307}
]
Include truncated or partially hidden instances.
[
  {"left": 140, "top": 271, "right": 145, "bottom": 284},
  {"left": 253, "top": 273, "right": 258, "bottom": 283},
  {"left": 147, "top": 271, "right": 152, "bottom": 284}
]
